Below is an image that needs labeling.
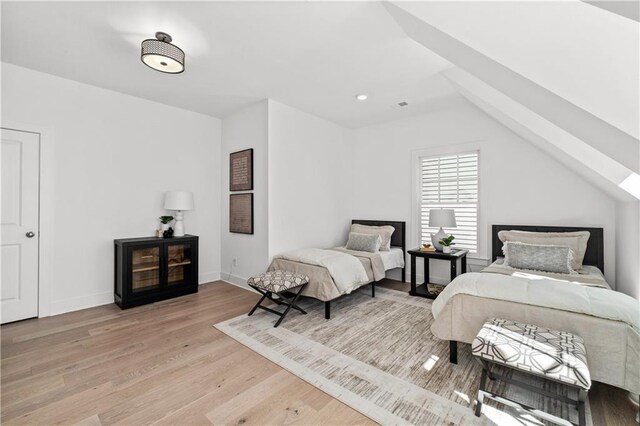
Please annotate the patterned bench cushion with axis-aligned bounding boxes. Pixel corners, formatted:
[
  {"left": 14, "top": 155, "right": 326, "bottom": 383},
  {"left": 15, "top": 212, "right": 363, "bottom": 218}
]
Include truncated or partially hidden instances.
[
  {"left": 247, "top": 270, "right": 309, "bottom": 293},
  {"left": 472, "top": 318, "right": 591, "bottom": 390}
]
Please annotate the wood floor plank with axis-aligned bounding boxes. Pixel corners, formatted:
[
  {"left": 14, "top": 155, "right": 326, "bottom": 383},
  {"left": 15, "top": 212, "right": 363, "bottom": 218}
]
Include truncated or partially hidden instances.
[{"left": 1, "top": 280, "right": 635, "bottom": 425}]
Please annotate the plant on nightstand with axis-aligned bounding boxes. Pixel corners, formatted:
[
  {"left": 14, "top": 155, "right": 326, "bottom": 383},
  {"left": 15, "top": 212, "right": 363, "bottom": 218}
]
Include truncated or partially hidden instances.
[
  {"left": 439, "top": 235, "right": 456, "bottom": 253},
  {"left": 159, "top": 215, "right": 174, "bottom": 232}
]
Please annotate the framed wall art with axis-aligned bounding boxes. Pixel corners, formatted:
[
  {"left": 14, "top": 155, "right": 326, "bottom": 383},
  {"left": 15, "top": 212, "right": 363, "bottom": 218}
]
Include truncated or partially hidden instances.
[
  {"left": 230, "top": 148, "right": 253, "bottom": 191},
  {"left": 230, "top": 193, "right": 254, "bottom": 234}
]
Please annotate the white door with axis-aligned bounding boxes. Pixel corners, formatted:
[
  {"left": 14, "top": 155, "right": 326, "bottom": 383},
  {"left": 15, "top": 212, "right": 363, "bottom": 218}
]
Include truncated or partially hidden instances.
[{"left": 1, "top": 128, "right": 40, "bottom": 324}]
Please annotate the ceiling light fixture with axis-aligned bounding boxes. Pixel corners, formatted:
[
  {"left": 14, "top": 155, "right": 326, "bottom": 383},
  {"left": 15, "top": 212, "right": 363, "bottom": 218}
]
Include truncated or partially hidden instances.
[
  {"left": 355, "top": 94, "right": 368, "bottom": 101},
  {"left": 141, "top": 32, "right": 185, "bottom": 74}
]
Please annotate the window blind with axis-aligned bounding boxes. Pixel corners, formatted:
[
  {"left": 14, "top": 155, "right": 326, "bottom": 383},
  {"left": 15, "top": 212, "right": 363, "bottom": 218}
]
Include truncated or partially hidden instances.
[{"left": 420, "top": 151, "right": 478, "bottom": 253}]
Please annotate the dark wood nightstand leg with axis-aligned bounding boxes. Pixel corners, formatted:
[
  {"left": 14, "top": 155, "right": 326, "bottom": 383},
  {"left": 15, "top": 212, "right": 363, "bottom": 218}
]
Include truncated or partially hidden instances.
[
  {"left": 462, "top": 256, "right": 467, "bottom": 274},
  {"left": 424, "top": 257, "right": 429, "bottom": 285},
  {"left": 450, "top": 259, "right": 457, "bottom": 281},
  {"left": 410, "top": 254, "right": 416, "bottom": 293}
]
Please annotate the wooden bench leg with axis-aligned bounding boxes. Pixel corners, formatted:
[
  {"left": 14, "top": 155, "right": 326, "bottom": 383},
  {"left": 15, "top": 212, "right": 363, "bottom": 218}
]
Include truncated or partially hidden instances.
[
  {"left": 475, "top": 366, "right": 488, "bottom": 417},
  {"left": 273, "top": 284, "right": 307, "bottom": 328},
  {"left": 247, "top": 284, "right": 308, "bottom": 327},
  {"left": 578, "top": 389, "right": 587, "bottom": 426},
  {"left": 325, "top": 301, "right": 331, "bottom": 319},
  {"left": 371, "top": 282, "right": 375, "bottom": 298},
  {"left": 248, "top": 290, "right": 268, "bottom": 316}
]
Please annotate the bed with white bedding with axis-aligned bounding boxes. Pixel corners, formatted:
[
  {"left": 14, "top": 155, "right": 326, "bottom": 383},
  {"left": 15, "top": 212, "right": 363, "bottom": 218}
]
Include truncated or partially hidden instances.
[
  {"left": 431, "top": 225, "right": 640, "bottom": 395},
  {"left": 267, "top": 220, "right": 406, "bottom": 319}
]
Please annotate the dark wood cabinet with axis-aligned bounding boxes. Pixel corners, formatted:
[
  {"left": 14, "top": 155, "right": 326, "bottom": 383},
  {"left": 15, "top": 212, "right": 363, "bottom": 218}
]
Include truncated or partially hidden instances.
[{"left": 114, "top": 235, "right": 198, "bottom": 309}]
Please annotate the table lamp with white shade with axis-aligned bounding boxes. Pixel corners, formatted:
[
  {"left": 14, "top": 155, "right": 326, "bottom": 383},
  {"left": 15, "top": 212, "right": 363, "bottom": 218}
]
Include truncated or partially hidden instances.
[
  {"left": 163, "top": 191, "right": 194, "bottom": 237},
  {"left": 429, "top": 209, "right": 457, "bottom": 251}
]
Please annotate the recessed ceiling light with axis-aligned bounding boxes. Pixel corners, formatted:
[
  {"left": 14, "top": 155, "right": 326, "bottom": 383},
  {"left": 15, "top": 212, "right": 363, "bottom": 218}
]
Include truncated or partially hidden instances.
[
  {"left": 355, "top": 94, "right": 368, "bottom": 101},
  {"left": 398, "top": 101, "right": 409, "bottom": 107},
  {"left": 141, "top": 32, "right": 185, "bottom": 74}
]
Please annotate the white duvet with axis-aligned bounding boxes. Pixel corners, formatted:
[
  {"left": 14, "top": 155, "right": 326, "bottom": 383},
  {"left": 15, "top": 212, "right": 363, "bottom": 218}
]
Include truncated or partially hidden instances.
[
  {"left": 432, "top": 272, "right": 640, "bottom": 332},
  {"left": 273, "top": 248, "right": 368, "bottom": 294}
]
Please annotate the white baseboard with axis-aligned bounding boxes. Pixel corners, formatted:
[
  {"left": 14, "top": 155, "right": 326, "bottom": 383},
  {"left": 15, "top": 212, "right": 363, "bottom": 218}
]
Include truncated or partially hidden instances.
[
  {"left": 219, "top": 273, "right": 258, "bottom": 294},
  {"left": 48, "top": 291, "right": 114, "bottom": 317},
  {"left": 199, "top": 271, "right": 220, "bottom": 284},
  {"left": 45, "top": 271, "right": 220, "bottom": 318}
]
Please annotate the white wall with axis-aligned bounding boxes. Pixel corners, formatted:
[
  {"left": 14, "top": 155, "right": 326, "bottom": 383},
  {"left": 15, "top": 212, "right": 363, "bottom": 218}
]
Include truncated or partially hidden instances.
[
  {"left": 353, "top": 103, "right": 618, "bottom": 286},
  {"left": 1, "top": 63, "right": 222, "bottom": 315},
  {"left": 615, "top": 201, "right": 640, "bottom": 299},
  {"left": 220, "top": 100, "right": 270, "bottom": 286},
  {"left": 219, "top": 100, "right": 355, "bottom": 287},
  {"left": 268, "top": 100, "right": 354, "bottom": 257}
]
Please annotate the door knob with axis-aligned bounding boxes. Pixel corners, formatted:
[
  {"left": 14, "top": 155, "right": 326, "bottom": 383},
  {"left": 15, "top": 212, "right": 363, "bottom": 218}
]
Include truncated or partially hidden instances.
[{"left": 26, "top": 231, "right": 35, "bottom": 238}]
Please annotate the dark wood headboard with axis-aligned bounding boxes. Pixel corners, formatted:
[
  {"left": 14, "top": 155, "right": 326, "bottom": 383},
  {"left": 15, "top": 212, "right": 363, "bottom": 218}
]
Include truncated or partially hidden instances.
[
  {"left": 491, "top": 225, "right": 604, "bottom": 273},
  {"left": 352, "top": 220, "right": 406, "bottom": 253},
  {"left": 352, "top": 219, "right": 406, "bottom": 281}
]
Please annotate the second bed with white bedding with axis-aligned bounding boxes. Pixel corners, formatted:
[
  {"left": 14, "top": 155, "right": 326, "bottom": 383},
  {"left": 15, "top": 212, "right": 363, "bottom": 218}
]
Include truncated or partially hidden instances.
[{"left": 431, "top": 224, "right": 640, "bottom": 395}]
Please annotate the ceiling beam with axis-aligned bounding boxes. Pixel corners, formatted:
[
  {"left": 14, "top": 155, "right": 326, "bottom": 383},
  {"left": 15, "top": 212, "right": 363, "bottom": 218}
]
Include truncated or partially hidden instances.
[
  {"left": 443, "top": 67, "right": 639, "bottom": 201},
  {"left": 384, "top": 1, "right": 639, "bottom": 166}
]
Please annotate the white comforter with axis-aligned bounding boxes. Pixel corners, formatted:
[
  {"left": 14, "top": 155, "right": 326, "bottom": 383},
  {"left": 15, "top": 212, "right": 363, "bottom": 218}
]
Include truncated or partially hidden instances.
[
  {"left": 273, "top": 248, "right": 368, "bottom": 294},
  {"left": 432, "top": 272, "right": 640, "bottom": 332}
]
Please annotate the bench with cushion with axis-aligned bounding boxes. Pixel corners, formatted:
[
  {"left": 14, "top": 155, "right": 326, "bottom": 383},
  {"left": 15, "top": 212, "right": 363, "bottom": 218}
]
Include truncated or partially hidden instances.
[
  {"left": 472, "top": 318, "right": 590, "bottom": 426},
  {"left": 247, "top": 270, "right": 309, "bottom": 327}
]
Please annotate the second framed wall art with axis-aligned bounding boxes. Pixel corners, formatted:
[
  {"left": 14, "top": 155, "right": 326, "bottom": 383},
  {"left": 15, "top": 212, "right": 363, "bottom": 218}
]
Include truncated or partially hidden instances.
[{"left": 230, "top": 193, "right": 254, "bottom": 234}]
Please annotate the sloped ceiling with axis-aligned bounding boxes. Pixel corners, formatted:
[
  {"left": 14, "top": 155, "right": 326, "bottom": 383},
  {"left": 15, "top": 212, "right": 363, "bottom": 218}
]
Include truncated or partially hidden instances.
[
  {"left": 384, "top": 0, "right": 639, "bottom": 201},
  {"left": 0, "top": 1, "right": 457, "bottom": 128}
]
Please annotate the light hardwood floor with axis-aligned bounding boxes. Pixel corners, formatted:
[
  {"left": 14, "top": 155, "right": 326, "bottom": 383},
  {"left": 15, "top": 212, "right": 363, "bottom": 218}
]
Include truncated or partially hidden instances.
[{"left": 1, "top": 281, "right": 636, "bottom": 425}]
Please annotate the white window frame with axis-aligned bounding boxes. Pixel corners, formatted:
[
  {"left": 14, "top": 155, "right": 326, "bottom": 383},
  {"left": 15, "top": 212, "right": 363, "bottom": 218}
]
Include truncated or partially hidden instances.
[{"left": 410, "top": 141, "right": 487, "bottom": 261}]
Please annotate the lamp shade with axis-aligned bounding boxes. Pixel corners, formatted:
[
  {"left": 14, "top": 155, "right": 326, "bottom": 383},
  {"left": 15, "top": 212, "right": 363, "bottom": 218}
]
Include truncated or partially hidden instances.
[
  {"left": 164, "top": 191, "right": 194, "bottom": 211},
  {"left": 428, "top": 209, "right": 456, "bottom": 228},
  {"left": 141, "top": 32, "right": 185, "bottom": 74}
]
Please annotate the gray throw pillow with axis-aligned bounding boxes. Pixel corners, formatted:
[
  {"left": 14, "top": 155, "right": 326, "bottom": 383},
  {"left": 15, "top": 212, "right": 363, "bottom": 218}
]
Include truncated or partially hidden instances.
[
  {"left": 346, "top": 232, "right": 381, "bottom": 253},
  {"left": 503, "top": 241, "right": 576, "bottom": 274}
]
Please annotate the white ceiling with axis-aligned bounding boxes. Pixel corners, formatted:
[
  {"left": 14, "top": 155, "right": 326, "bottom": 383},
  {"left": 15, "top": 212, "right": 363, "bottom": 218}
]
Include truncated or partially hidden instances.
[{"left": 1, "top": 1, "right": 457, "bottom": 128}]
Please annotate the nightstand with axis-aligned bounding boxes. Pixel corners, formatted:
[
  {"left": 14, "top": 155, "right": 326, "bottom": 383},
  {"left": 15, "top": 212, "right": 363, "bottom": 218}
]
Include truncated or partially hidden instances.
[{"left": 408, "top": 248, "right": 469, "bottom": 299}]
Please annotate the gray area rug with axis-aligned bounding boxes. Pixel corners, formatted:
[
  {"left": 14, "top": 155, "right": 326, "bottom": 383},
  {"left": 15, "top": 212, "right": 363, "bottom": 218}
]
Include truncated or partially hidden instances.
[{"left": 215, "top": 286, "right": 592, "bottom": 425}]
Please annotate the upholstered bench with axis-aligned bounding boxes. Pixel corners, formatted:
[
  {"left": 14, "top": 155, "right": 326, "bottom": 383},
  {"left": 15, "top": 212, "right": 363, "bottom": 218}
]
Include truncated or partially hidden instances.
[
  {"left": 472, "top": 318, "right": 591, "bottom": 426},
  {"left": 247, "top": 270, "right": 309, "bottom": 327}
]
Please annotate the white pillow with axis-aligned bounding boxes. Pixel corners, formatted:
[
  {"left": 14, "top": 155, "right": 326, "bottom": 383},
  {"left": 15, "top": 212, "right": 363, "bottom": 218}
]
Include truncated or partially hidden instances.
[
  {"left": 498, "top": 230, "right": 590, "bottom": 270},
  {"left": 350, "top": 224, "right": 395, "bottom": 251}
]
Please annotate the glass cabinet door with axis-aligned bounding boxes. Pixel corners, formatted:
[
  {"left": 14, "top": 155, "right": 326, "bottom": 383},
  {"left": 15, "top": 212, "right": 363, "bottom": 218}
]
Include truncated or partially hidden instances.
[
  {"left": 130, "top": 246, "right": 160, "bottom": 292},
  {"left": 166, "top": 243, "right": 193, "bottom": 286}
]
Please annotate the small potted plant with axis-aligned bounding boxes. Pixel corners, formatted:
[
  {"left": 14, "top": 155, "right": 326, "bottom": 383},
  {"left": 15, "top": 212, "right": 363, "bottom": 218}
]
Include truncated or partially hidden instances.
[
  {"left": 439, "top": 235, "right": 456, "bottom": 253},
  {"left": 159, "top": 215, "right": 174, "bottom": 232}
]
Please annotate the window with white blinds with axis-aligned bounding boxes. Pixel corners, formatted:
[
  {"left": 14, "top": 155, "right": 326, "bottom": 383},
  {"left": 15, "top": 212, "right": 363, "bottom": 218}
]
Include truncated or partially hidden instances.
[{"left": 420, "top": 151, "right": 478, "bottom": 253}]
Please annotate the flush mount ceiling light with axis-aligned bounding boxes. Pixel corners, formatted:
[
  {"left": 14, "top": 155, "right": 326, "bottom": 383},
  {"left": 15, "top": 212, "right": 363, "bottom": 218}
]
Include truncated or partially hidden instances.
[
  {"left": 355, "top": 94, "right": 368, "bottom": 101},
  {"left": 141, "top": 32, "right": 185, "bottom": 74}
]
